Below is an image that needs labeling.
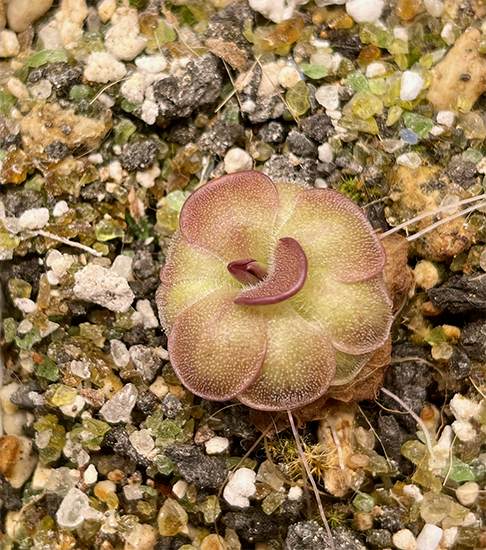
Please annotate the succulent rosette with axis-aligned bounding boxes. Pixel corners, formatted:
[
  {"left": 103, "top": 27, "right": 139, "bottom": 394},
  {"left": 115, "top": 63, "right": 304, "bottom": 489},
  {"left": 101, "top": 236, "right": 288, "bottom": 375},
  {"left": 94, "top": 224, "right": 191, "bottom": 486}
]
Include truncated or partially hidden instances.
[{"left": 157, "top": 171, "right": 393, "bottom": 412}]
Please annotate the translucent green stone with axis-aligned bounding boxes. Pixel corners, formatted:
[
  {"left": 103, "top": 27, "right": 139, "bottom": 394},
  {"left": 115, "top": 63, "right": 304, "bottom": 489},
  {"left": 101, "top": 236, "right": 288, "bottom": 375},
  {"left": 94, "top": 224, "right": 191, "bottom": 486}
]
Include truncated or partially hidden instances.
[
  {"left": 353, "top": 493, "right": 374, "bottom": 512},
  {"left": 337, "top": 58, "right": 355, "bottom": 78},
  {"left": 69, "top": 85, "right": 90, "bottom": 99},
  {"left": 347, "top": 72, "right": 370, "bottom": 93},
  {"left": 0, "top": 92, "right": 16, "bottom": 116},
  {"left": 401, "top": 440, "right": 427, "bottom": 465},
  {"left": 368, "top": 78, "right": 387, "bottom": 96},
  {"left": 148, "top": 21, "right": 177, "bottom": 50},
  {"left": 158, "top": 419, "right": 181, "bottom": 439},
  {"left": 114, "top": 119, "right": 137, "bottom": 146},
  {"left": 340, "top": 116, "right": 379, "bottom": 135},
  {"left": 443, "top": 458, "right": 475, "bottom": 483},
  {"left": 300, "top": 64, "right": 328, "bottom": 79},
  {"left": 424, "top": 326, "right": 447, "bottom": 345},
  {"left": 220, "top": 102, "right": 240, "bottom": 124},
  {"left": 155, "top": 454, "right": 174, "bottom": 476},
  {"left": 16, "top": 328, "right": 43, "bottom": 352},
  {"left": 478, "top": 37, "right": 486, "bottom": 54},
  {"left": 351, "top": 93, "right": 383, "bottom": 120},
  {"left": 262, "top": 492, "right": 286, "bottom": 515},
  {"left": 3, "top": 318, "right": 17, "bottom": 343},
  {"left": 35, "top": 354, "right": 59, "bottom": 381},
  {"left": 462, "top": 149, "right": 483, "bottom": 163},
  {"left": 402, "top": 112, "right": 434, "bottom": 138},
  {"left": 156, "top": 207, "right": 179, "bottom": 231},
  {"left": 79, "top": 323, "right": 105, "bottom": 343},
  {"left": 51, "top": 385, "right": 77, "bottom": 407},
  {"left": 386, "top": 105, "right": 403, "bottom": 126},
  {"left": 95, "top": 219, "right": 124, "bottom": 242},
  {"left": 389, "top": 39, "right": 409, "bottom": 55},
  {"left": 26, "top": 50, "right": 68, "bottom": 68},
  {"left": 286, "top": 81, "right": 310, "bottom": 118},
  {"left": 166, "top": 190, "right": 186, "bottom": 213},
  {"left": 8, "top": 278, "right": 32, "bottom": 300},
  {"left": 196, "top": 495, "right": 221, "bottom": 523},
  {"left": 34, "top": 414, "right": 66, "bottom": 465},
  {"left": 158, "top": 499, "right": 188, "bottom": 536},
  {"left": 419, "top": 53, "right": 435, "bottom": 69}
]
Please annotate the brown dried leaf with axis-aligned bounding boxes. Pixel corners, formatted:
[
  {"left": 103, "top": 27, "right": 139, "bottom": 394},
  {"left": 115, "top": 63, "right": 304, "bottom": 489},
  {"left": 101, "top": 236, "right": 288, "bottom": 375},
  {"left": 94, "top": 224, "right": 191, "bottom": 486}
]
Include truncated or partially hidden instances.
[
  {"left": 205, "top": 38, "right": 248, "bottom": 72},
  {"left": 381, "top": 233, "right": 414, "bottom": 312}
]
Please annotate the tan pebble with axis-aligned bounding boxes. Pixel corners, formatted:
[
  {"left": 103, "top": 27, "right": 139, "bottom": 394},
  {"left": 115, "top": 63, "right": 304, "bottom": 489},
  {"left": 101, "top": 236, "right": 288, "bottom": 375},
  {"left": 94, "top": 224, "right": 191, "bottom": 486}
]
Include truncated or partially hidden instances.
[
  {"left": 354, "top": 511, "right": 374, "bottom": 531},
  {"left": 124, "top": 523, "right": 158, "bottom": 550},
  {"left": 428, "top": 28, "right": 486, "bottom": 112},
  {"left": 98, "top": 0, "right": 117, "bottom": 22},
  {"left": 94, "top": 479, "right": 117, "bottom": 501},
  {"left": 200, "top": 534, "right": 228, "bottom": 550},
  {"left": 413, "top": 260, "right": 440, "bottom": 290},
  {"left": 0, "top": 383, "right": 19, "bottom": 415},
  {"left": 442, "top": 324, "right": 460, "bottom": 341},
  {"left": 0, "top": 436, "right": 21, "bottom": 478},
  {"left": 1, "top": 436, "right": 37, "bottom": 488},
  {"left": 7, "top": 0, "right": 53, "bottom": 33}
]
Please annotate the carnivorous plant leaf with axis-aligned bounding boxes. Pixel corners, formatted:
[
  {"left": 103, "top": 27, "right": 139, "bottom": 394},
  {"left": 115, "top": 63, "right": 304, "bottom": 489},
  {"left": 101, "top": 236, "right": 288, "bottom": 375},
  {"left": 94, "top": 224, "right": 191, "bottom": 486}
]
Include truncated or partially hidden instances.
[{"left": 157, "top": 170, "right": 394, "bottom": 411}]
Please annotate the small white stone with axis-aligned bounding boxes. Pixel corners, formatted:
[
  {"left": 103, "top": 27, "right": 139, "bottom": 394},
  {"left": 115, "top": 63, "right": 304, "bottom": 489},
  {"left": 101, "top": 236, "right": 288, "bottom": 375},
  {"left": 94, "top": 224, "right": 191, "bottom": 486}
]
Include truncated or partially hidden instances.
[
  {"left": 140, "top": 100, "right": 159, "bottom": 125},
  {"left": 3, "top": 217, "right": 21, "bottom": 234},
  {"left": 110, "top": 339, "right": 130, "bottom": 368},
  {"left": 89, "top": 153, "right": 103, "bottom": 164},
  {"left": 440, "top": 527, "right": 457, "bottom": 549},
  {"left": 123, "top": 523, "right": 158, "bottom": 550},
  {"left": 60, "top": 395, "right": 86, "bottom": 417},
  {"left": 416, "top": 524, "right": 442, "bottom": 550},
  {"left": 318, "top": 143, "right": 333, "bottom": 163},
  {"left": 450, "top": 394, "right": 481, "bottom": 421},
  {"left": 77, "top": 450, "right": 90, "bottom": 467},
  {"left": 437, "top": 110, "right": 454, "bottom": 127},
  {"left": 84, "top": 52, "right": 127, "bottom": 84},
  {"left": 100, "top": 383, "right": 138, "bottom": 424},
  {"left": 441, "top": 22, "right": 456, "bottom": 46},
  {"left": 0, "top": 30, "right": 20, "bottom": 58},
  {"left": 424, "top": 0, "right": 444, "bottom": 17},
  {"left": 248, "top": 0, "right": 294, "bottom": 24},
  {"left": 258, "top": 62, "right": 281, "bottom": 97},
  {"left": 18, "top": 319, "right": 33, "bottom": 335},
  {"left": 56, "top": 487, "right": 99, "bottom": 529},
  {"left": 288, "top": 486, "right": 303, "bottom": 501},
  {"left": 315, "top": 85, "right": 340, "bottom": 110},
  {"left": 366, "top": 62, "right": 387, "bottom": 78},
  {"left": 0, "top": 383, "right": 20, "bottom": 415},
  {"left": 278, "top": 66, "right": 301, "bottom": 88},
  {"left": 105, "top": 9, "right": 147, "bottom": 61},
  {"left": 53, "top": 200, "right": 69, "bottom": 217},
  {"left": 430, "top": 125, "right": 444, "bottom": 137},
  {"left": 136, "top": 300, "right": 159, "bottom": 329},
  {"left": 136, "top": 55, "right": 168, "bottom": 74},
  {"left": 172, "top": 479, "right": 188, "bottom": 499},
  {"left": 403, "top": 484, "right": 423, "bottom": 501},
  {"left": 111, "top": 255, "right": 133, "bottom": 279},
  {"left": 108, "top": 160, "right": 124, "bottom": 183},
  {"left": 223, "top": 468, "right": 256, "bottom": 508},
  {"left": 136, "top": 162, "right": 161, "bottom": 188},
  {"left": 400, "top": 71, "right": 424, "bottom": 102},
  {"left": 124, "top": 484, "right": 144, "bottom": 500},
  {"left": 32, "top": 465, "right": 52, "bottom": 490},
  {"left": 452, "top": 420, "right": 477, "bottom": 442},
  {"left": 18, "top": 208, "right": 50, "bottom": 230},
  {"left": 121, "top": 73, "right": 146, "bottom": 104},
  {"left": 224, "top": 148, "right": 253, "bottom": 173},
  {"left": 205, "top": 436, "right": 230, "bottom": 455},
  {"left": 98, "top": 0, "right": 116, "bottom": 22},
  {"left": 38, "top": 22, "right": 62, "bottom": 50},
  {"left": 83, "top": 464, "right": 98, "bottom": 485},
  {"left": 7, "top": 77, "right": 29, "bottom": 99},
  {"left": 397, "top": 152, "right": 422, "bottom": 169},
  {"left": 149, "top": 376, "right": 169, "bottom": 399},
  {"left": 456, "top": 481, "right": 479, "bottom": 506},
  {"left": 346, "top": 0, "right": 384, "bottom": 23},
  {"left": 74, "top": 263, "right": 134, "bottom": 312},
  {"left": 394, "top": 27, "right": 408, "bottom": 41},
  {"left": 129, "top": 429, "right": 155, "bottom": 457},
  {"left": 14, "top": 298, "right": 37, "bottom": 313},
  {"left": 392, "top": 529, "right": 417, "bottom": 550}
]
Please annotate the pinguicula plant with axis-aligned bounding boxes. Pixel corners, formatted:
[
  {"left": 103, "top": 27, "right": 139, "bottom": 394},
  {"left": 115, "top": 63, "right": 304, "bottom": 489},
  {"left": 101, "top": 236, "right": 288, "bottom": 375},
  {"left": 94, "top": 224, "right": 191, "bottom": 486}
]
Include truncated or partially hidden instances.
[{"left": 156, "top": 170, "right": 394, "bottom": 412}]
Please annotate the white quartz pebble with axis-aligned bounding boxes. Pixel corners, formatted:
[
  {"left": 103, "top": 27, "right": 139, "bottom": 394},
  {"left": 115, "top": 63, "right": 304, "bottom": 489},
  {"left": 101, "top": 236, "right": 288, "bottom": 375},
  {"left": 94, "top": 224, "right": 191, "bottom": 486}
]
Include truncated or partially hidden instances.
[
  {"left": 223, "top": 468, "right": 256, "bottom": 508},
  {"left": 400, "top": 71, "right": 424, "bottom": 102},
  {"left": 416, "top": 524, "right": 443, "bottom": 550}
]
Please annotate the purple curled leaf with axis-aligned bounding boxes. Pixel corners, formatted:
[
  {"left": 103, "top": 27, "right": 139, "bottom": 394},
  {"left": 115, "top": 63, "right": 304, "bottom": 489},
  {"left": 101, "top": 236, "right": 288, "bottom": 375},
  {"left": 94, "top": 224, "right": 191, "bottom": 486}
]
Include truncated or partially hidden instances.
[{"left": 234, "top": 238, "right": 308, "bottom": 306}]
